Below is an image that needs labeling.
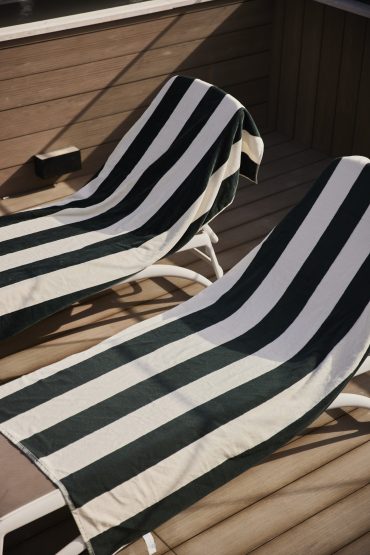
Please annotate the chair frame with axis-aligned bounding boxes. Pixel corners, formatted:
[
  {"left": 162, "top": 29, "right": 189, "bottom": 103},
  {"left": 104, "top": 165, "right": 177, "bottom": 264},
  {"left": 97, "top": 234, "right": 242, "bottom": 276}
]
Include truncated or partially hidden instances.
[
  {"left": 1, "top": 359, "right": 368, "bottom": 555},
  {"left": 119, "top": 224, "right": 223, "bottom": 290}
]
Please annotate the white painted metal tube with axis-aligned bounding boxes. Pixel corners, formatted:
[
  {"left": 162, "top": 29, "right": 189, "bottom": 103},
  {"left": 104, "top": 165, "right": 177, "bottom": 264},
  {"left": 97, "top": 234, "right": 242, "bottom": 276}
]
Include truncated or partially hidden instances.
[{"left": 328, "top": 393, "right": 370, "bottom": 410}]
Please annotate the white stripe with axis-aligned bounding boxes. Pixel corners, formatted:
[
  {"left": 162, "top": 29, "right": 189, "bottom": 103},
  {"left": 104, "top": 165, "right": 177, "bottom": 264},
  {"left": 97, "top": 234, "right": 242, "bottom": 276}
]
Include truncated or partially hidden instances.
[
  {"left": 18, "top": 206, "right": 367, "bottom": 473},
  {"left": 0, "top": 78, "right": 211, "bottom": 242},
  {"left": 75, "top": 301, "right": 370, "bottom": 541},
  {"left": 242, "top": 129, "right": 264, "bottom": 166}
]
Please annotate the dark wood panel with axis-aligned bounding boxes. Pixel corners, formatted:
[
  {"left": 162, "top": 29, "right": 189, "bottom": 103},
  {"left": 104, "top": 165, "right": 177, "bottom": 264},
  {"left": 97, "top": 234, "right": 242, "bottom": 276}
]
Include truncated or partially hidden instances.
[
  {"left": 312, "top": 5, "right": 345, "bottom": 152},
  {"left": 0, "top": 26, "right": 271, "bottom": 112},
  {"left": 267, "top": 0, "right": 285, "bottom": 130},
  {"left": 0, "top": 65, "right": 267, "bottom": 174},
  {"left": 0, "top": 101, "right": 268, "bottom": 197},
  {"left": 0, "top": 75, "right": 269, "bottom": 143},
  {"left": 353, "top": 20, "right": 370, "bottom": 156},
  {"left": 294, "top": 0, "right": 324, "bottom": 145},
  {"left": 0, "top": 76, "right": 165, "bottom": 142},
  {"left": 0, "top": 1, "right": 273, "bottom": 80},
  {"left": 272, "top": 0, "right": 370, "bottom": 157},
  {"left": 331, "top": 13, "right": 367, "bottom": 155},
  {"left": 276, "top": 0, "right": 305, "bottom": 137},
  {"left": 0, "top": 82, "right": 268, "bottom": 171}
]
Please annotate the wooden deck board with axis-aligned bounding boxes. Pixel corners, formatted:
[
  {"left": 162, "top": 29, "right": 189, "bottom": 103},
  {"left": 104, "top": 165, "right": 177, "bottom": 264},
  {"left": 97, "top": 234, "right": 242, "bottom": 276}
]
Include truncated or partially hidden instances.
[
  {"left": 1, "top": 135, "right": 369, "bottom": 555},
  {"left": 170, "top": 441, "right": 370, "bottom": 555},
  {"left": 249, "top": 485, "right": 370, "bottom": 555}
]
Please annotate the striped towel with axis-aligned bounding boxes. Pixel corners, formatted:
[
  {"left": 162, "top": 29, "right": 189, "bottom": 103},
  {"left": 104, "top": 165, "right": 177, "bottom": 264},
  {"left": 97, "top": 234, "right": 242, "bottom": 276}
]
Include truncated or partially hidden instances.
[
  {"left": 0, "top": 156, "right": 369, "bottom": 555},
  {"left": 0, "top": 75, "right": 263, "bottom": 340}
]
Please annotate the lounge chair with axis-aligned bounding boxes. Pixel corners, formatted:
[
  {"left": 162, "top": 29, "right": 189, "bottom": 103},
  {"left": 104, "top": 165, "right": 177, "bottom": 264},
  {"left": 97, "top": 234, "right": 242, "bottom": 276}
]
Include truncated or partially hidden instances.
[
  {"left": 0, "top": 155, "right": 369, "bottom": 555},
  {"left": 0, "top": 75, "right": 263, "bottom": 341}
]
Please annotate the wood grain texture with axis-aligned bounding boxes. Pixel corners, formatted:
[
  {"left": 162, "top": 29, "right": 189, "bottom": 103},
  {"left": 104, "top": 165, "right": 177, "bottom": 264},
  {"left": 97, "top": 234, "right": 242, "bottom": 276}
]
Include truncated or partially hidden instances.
[
  {"left": 0, "top": 73, "right": 269, "bottom": 169},
  {"left": 155, "top": 400, "right": 370, "bottom": 547},
  {"left": 272, "top": 0, "right": 370, "bottom": 157},
  {"left": 331, "top": 12, "right": 367, "bottom": 155},
  {"left": 312, "top": 5, "right": 345, "bottom": 152},
  {"left": 294, "top": 0, "right": 324, "bottom": 145},
  {"left": 249, "top": 484, "right": 370, "bottom": 555},
  {"left": 0, "top": 1, "right": 273, "bottom": 80},
  {"left": 276, "top": 0, "right": 305, "bottom": 137},
  {"left": 0, "top": 0, "right": 273, "bottom": 196},
  {"left": 0, "top": 100, "right": 268, "bottom": 198},
  {"left": 333, "top": 532, "right": 370, "bottom": 555},
  {"left": 267, "top": 0, "right": 285, "bottom": 130},
  {"left": 0, "top": 26, "right": 271, "bottom": 112},
  {"left": 353, "top": 19, "right": 370, "bottom": 156}
]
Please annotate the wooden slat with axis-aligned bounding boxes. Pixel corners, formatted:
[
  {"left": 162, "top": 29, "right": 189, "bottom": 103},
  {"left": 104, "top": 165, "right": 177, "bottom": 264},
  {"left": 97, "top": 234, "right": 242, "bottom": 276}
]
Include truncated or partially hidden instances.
[
  {"left": 353, "top": 20, "right": 370, "bottom": 156},
  {"left": 0, "top": 78, "right": 268, "bottom": 143},
  {"left": 0, "top": 48, "right": 270, "bottom": 196},
  {"left": 333, "top": 532, "right": 370, "bottom": 555},
  {"left": 331, "top": 13, "right": 367, "bottom": 156},
  {"left": 0, "top": 101, "right": 268, "bottom": 198},
  {"left": 0, "top": 1, "right": 273, "bottom": 81},
  {"left": 0, "top": 77, "right": 269, "bottom": 169},
  {"left": 0, "top": 26, "right": 271, "bottom": 112},
  {"left": 0, "top": 76, "right": 164, "bottom": 142},
  {"left": 267, "top": 0, "right": 285, "bottom": 130},
  {"left": 249, "top": 485, "right": 370, "bottom": 555},
  {"left": 276, "top": 0, "right": 305, "bottom": 137},
  {"left": 161, "top": 430, "right": 370, "bottom": 553},
  {"left": 294, "top": 0, "right": 324, "bottom": 145},
  {"left": 0, "top": 93, "right": 268, "bottom": 198},
  {"left": 262, "top": 139, "right": 306, "bottom": 163},
  {"left": 258, "top": 148, "right": 327, "bottom": 181},
  {"left": 312, "top": 5, "right": 345, "bottom": 152}
]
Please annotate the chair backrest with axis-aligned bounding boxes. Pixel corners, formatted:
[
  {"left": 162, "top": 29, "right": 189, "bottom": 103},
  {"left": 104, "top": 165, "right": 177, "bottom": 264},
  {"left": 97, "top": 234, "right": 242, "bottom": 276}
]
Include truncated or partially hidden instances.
[{"left": 0, "top": 75, "right": 264, "bottom": 340}]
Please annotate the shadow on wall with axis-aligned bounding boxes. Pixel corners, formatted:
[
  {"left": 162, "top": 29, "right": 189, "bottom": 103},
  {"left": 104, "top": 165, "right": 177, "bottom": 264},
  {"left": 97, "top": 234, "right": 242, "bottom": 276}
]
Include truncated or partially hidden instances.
[{"left": 0, "top": 0, "right": 272, "bottom": 201}]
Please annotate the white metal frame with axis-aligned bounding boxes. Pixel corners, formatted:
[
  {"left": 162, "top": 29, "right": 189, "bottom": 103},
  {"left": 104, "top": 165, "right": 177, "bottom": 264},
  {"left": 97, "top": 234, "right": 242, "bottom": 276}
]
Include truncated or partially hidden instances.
[
  {"left": 113, "top": 224, "right": 222, "bottom": 290},
  {"left": 1, "top": 363, "right": 369, "bottom": 553}
]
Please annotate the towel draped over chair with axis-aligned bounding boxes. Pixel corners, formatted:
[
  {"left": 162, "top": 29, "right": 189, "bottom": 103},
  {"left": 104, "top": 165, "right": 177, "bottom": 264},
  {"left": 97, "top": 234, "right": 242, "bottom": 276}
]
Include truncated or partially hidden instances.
[
  {"left": 0, "top": 75, "right": 263, "bottom": 340},
  {"left": 0, "top": 155, "right": 369, "bottom": 555}
]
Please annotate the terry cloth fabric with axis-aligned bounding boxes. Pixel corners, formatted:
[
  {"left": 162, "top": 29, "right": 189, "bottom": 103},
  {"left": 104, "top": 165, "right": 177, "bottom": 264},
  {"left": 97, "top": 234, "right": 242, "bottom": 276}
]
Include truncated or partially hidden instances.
[
  {"left": 0, "top": 75, "right": 263, "bottom": 340},
  {"left": 0, "top": 156, "right": 369, "bottom": 555}
]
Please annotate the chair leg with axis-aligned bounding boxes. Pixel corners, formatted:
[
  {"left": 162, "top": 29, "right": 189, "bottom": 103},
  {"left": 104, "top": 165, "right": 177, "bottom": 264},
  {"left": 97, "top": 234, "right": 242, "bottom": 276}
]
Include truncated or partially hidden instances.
[
  {"left": 116, "top": 264, "right": 212, "bottom": 289},
  {"left": 202, "top": 225, "right": 224, "bottom": 279},
  {"left": 203, "top": 240, "right": 224, "bottom": 279},
  {"left": 328, "top": 393, "right": 370, "bottom": 410}
]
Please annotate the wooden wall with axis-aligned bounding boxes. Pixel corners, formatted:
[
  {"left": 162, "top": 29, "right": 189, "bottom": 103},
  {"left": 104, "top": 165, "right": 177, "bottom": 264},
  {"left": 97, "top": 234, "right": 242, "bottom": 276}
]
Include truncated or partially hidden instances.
[
  {"left": 270, "top": 0, "right": 370, "bottom": 158},
  {"left": 0, "top": 0, "right": 273, "bottom": 197}
]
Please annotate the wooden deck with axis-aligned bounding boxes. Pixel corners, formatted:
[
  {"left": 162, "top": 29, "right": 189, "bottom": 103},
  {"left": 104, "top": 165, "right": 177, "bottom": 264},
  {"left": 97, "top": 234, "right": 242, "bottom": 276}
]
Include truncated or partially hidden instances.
[{"left": 1, "top": 133, "right": 369, "bottom": 555}]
